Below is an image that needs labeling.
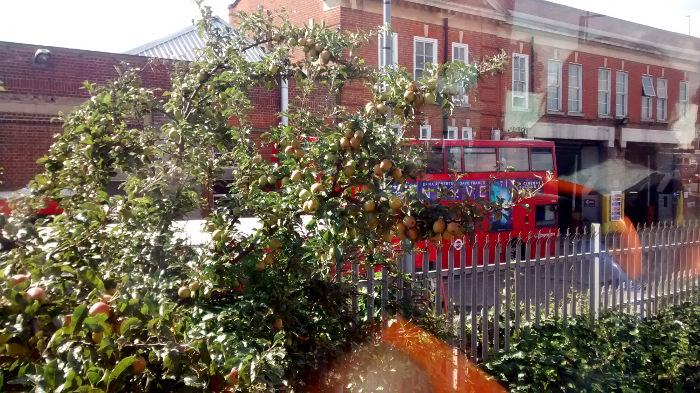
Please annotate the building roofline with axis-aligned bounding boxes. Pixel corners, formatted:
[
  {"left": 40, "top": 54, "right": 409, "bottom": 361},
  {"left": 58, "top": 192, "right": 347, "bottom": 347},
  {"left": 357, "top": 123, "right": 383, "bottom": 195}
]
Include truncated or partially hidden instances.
[
  {"left": 125, "top": 16, "right": 230, "bottom": 56},
  {"left": 401, "top": 0, "right": 700, "bottom": 63},
  {"left": 0, "top": 40, "right": 173, "bottom": 63}
]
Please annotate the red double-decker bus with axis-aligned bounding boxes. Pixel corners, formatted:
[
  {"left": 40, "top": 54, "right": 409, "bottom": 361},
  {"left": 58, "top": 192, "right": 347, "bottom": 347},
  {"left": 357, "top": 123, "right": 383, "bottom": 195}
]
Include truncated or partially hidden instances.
[{"left": 411, "top": 139, "right": 558, "bottom": 268}]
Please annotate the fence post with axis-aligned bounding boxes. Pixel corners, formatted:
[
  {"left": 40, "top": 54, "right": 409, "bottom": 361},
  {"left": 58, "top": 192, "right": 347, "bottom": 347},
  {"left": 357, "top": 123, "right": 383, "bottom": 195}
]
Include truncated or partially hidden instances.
[{"left": 592, "top": 223, "right": 601, "bottom": 321}]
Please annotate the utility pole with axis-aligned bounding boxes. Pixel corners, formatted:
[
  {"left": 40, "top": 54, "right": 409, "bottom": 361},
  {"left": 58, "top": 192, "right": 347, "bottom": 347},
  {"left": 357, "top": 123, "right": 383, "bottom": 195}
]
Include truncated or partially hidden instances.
[{"left": 687, "top": 15, "right": 691, "bottom": 36}]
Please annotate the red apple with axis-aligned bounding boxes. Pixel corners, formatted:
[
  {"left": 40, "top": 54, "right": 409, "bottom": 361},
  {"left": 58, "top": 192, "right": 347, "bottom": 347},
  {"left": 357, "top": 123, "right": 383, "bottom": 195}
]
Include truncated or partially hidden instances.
[
  {"left": 9, "top": 274, "right": 28, "bottom": 286},
  {"left": 89, "top": 302, "right": 110, "bottom": 318},
  {"left": 26, "top": 287, "right": 46, "bottom": 302}
]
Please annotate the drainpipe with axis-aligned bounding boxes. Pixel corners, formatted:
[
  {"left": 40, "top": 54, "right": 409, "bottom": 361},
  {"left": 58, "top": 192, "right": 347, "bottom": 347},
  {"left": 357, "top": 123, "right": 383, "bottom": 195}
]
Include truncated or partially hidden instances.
[
  {"left": 280, "top": 76, "right": 288, "bottom": 125},
  {"left": 382, "top": 0, "right": 392, "bottom": 69},
  {"left": 442, "top": 17, "right": 449, "bottom": 139}
]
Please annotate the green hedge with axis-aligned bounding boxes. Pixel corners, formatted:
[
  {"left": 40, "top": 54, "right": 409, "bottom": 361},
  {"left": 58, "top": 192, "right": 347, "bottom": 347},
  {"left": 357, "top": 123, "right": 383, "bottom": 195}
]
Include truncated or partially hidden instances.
[{"left": 483, "top": 301, "right": 700, "bottom": 392}]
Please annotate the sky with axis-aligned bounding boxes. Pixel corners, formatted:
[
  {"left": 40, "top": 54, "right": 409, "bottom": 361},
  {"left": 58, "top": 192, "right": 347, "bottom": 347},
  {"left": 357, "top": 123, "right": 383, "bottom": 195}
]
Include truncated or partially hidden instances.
[{"left": 0, "top": 0, "right": 697, "bottom": 53}]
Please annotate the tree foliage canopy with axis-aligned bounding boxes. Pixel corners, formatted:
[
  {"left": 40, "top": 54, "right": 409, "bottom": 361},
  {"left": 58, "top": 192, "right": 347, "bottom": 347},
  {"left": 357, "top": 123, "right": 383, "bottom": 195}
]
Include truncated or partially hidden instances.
[{"left": 0, "top": 5, "right": 506, "bottom": 391}]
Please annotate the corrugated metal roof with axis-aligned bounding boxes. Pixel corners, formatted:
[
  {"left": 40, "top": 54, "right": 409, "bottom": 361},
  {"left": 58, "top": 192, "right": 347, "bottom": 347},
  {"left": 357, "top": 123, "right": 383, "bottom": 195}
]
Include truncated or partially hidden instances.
[{"left": 126, "top": 17, "right": 264, "bottom": 62}]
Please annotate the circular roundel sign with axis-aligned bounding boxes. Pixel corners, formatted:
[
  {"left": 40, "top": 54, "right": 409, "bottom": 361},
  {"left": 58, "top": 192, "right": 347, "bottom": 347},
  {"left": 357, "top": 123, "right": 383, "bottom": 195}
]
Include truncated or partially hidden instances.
[{"left": 452, "top": 238, "right": 464, "bottom": 251}]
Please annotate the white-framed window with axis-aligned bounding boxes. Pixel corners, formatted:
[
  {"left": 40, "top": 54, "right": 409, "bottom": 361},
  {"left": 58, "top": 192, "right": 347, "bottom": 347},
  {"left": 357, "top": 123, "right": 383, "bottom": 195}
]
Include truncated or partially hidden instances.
[
  {"left": 512, "top": 53, "right": 528, "bottom": 109},
  {"left": 657, "top": 78, "right": 668, "bottom": 121},
  {"left": 452, "top": 43, "right": 469, "bottom": 105},
  {"left": 419, "top": 124, "right": 432, "bottom": 140},
  {"left": 641, "top": 75, "right": 655, "bottom": 120},
  {"left": 615, "top": 71, "right": 628, "bottom": 117},
  {"left": 461, "top": 126, "right": 473, "bottom": 140},
  {"left": 680, "top": 81, "right": 689, "bottom": 118},
  {"left": 546, "top": 59, "right": 562, "bottom": 112},
  {"left": 377, "top": 32, "right": 398, "bottom": 66},
  {"left": 446, "top": 126, "right": 459, "bottom": 140},
  {"left": 598, "top": 68, "right": 611, "bottom": 117},
  {"left": 413, "top": 36, "right": 438, "bottom": 80},
  {"left": 567, "top": 63, "right": 582, "bottom": 113}
]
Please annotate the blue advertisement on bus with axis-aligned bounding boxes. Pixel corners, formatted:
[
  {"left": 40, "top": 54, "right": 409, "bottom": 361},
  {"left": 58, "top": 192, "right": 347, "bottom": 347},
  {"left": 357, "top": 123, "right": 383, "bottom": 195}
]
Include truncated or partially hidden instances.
[{"left": 409, "top": 178, "right": 543, "bottom": 231}]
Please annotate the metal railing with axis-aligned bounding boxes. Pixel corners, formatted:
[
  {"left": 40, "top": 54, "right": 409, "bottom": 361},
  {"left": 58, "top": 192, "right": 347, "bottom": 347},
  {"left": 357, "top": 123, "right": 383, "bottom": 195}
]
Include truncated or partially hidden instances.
[{"left": 342, "top": 221, "right": 700, "bottom": 363}]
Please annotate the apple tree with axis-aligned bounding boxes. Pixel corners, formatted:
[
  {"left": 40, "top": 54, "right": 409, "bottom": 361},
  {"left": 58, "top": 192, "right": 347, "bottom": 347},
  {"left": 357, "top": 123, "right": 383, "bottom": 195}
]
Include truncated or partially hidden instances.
[{"left": 0, "top": 5, "right": 506, "bottom": 392}]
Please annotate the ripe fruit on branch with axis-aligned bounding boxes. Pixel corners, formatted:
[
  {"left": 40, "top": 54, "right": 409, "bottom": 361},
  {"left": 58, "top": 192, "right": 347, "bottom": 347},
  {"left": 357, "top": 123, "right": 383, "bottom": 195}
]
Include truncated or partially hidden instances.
[
  {"left": 391, "top": 167, "right": 403, "bottom": 181},
  {"left": 373, "top": 164, "right": 384, "bottom": 177},
  {"left": 274, "top": 318, "right": 284, "bottom": 331},
  {"left": 447, "top": 222, "right": 460, "bottom": 234},
  {"left": 424, "top": 92, "right": 436, "bottom": 105},
  {"left": 284, "top": 146, "right": 295, "bottom": 155},
  {"left": 364, "top": 102, "right": 376, "bottom": 115},
  {"left": 303, "top": 199, "right": 319, "bottom": 212},
  {"left": 433, "top": 218, "right": 446, "bottom": 234},
  {"left": 299, "top": 189, "right": 312, "bottom": 201},
  {"left": 403, "top": 90, "right": 415, "bottom": 103},
  {"left": 9, "top": 274, "right": 29, "bottom": 286},
  {"left": 227, "top": 368, "right": 239, "bottom": 386},
  {"left": 376, "top": 103, "right": 389, "bottom": 115},
  {"left": 389, "top": 196, "right": 403, "bottom": 211},
  {"left": 350, "top": 137, "right": 361, "bottom": 149},
  {"left": 379, "top": 159, "right": 393, "bottom": 172},
  {"left": 269, "top": 238, "right": 282, "bottom": 249},
  {"left": 26, "top": 287, "right": 46, "bottom": 302},
  {"left": 340, "top": 137, "right": 351, "bottom": 150},
  {"left": 402, "top": 216, "right": 416, "bottom": 228},
  {"left": 133, "top": 357, "right": 147, "bottom": 373},
  {"left": 363, "top": 200, "right": 376, "bottom": 212},
  {"left": 89, "top": 302, "right": 110, "bottom": 317},
  {"left": 290, "top": 170, "right": 303, "bottom": 181},
  {"left": 91, "top": 331, "right": 104, "bottom": 344},
  {"left": 311, "top": 182, "right": 324, "bottom": 193},
  {"left": 343, "top": 164, "right": 356, "bottom": 177},
  {"left": 353, "top": 130, "right": 364, "bottom": 140},
  {"left": 408, "top": 228, "right": 420, "bottom": 241},
  {"left": 448, "top": 84, "right": 459, "bottom": 96},
  {"left": 178, "top": 286, "right": 191, "bottom": 299}
]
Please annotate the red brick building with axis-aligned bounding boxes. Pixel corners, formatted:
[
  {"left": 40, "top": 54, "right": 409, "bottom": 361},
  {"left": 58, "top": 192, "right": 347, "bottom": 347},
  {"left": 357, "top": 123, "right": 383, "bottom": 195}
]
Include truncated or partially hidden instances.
[
  {"left": 231, "top": 0, "right": 700, "bottom": 227},
  {"left": 0, "top": 42, "right": 174, "bottom": 191}
]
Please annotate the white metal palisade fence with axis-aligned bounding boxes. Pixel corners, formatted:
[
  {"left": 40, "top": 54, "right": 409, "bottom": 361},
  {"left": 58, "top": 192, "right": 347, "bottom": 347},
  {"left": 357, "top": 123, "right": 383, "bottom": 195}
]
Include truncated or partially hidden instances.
[{"left": 344, "top": 220, "right": 700, "bottom": 363}]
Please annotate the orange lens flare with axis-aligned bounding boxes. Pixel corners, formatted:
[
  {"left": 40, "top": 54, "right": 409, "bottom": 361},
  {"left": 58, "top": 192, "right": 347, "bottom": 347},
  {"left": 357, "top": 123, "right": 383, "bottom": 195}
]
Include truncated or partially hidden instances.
[{"left": 325, "top": 317, "right": 506, "bottom": 392}]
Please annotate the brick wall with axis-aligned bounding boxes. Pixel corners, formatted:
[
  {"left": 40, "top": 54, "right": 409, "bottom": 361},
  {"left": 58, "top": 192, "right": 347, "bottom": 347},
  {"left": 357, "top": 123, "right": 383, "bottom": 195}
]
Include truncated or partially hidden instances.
[
  {"left": 0, "top": 42, "right": 175, "bottom": 190},
  {"left": 233, "top": 0, "right": 699, "bottom": 145}
]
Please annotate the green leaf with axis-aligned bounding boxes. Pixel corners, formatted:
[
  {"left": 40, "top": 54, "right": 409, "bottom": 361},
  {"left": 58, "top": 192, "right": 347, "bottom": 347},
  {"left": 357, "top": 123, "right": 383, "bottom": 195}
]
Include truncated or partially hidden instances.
[
  {"left": 68, "top": 304, "right": 88, "bottom": 336},
  {"left": 108, "top": 356, "right": 136, "bottom": 385},
  {"left": 44, "top": 359, "right": 58, "bottom": 390},
  {"left": 118, "top": 317, "right": 141, "bottom": 335},
  {"left": 83, "top": 314, "right": 108, "bottom": 331}
]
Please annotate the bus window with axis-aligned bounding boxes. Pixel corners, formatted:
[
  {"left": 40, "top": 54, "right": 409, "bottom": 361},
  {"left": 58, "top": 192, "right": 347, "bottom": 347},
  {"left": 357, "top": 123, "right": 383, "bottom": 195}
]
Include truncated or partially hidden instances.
[
  {"left": 446, "top": 146, "right": 462, "bottom": 173},
  {"left": 425, "top": 146, "right": 444, "bottom": 173},
  {"left": 535, "top": 204, "right": 557, "bottom": 228},
  {"left": 499, "top": 147, "right": 529, "bottom": 171},
  {"left": 531, "top": 147, "right": 554, "bottom": 171},
  {"left": 464, "top": 147, "right": 497, "bottom": 172}
]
